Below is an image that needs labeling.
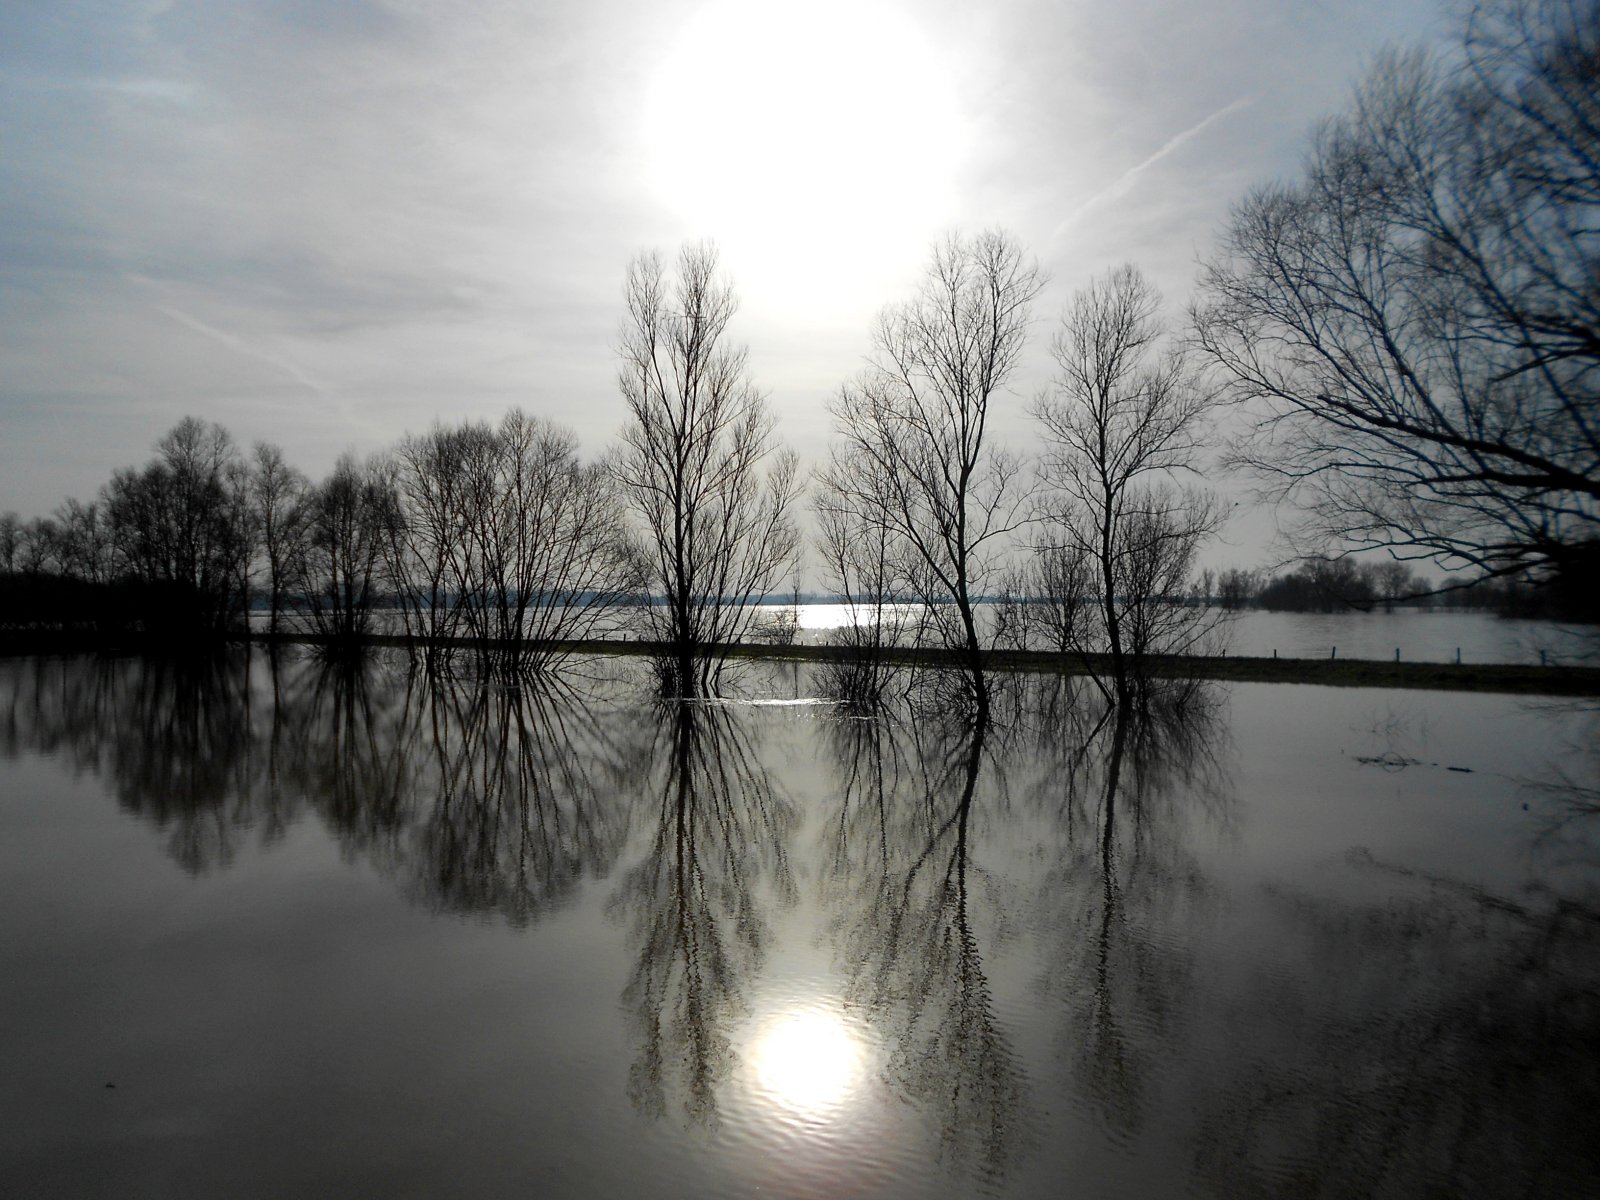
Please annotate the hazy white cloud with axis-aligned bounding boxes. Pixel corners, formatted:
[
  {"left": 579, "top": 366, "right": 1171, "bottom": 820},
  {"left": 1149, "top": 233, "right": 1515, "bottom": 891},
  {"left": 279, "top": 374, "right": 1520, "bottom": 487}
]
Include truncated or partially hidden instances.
[{"left": 1, "top": 0, "right": 1449, "bottom": 553}]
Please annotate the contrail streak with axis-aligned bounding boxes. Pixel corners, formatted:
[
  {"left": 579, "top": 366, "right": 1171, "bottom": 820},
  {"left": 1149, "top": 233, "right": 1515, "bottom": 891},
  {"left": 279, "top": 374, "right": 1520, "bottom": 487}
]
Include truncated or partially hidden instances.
[
  {"left": 1050, "top": 96, "right": 1254, "bottom": 242},
  {"left": 153, "top": 303, "right": 334, "bottom": 398}
]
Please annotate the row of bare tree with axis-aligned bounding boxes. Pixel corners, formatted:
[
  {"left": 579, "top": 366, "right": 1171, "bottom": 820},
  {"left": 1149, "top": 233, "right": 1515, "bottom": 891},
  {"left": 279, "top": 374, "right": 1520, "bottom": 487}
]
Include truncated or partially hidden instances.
[
  {"left": 812, "top": 237, "right": 1220, "bottom": 719},
  {"left": 605, "top": 232, "right": 1229, "bottom": 718},
  {"left": 0, "top": 228, "right": 1219, "bottom": 715},
  {"left": 609, "top": 0, "right": 1600, "bottom": 710},
  {"left": 0, "top": 416, "right": 644, "bottom": 673},
  {"left": 3, "top": 0, "right": 1591, "bottom": 701}
]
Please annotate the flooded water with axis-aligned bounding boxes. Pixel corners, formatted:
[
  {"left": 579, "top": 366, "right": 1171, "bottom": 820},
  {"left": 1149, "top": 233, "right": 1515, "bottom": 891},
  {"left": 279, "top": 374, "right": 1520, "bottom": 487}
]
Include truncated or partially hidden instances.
[
  {"left": 1, "top": 651, "right": 1596, "bottom": 1198},
  {"left": 254, "top": 600, "right": 1597, "bottom": 666},
  {"left": 785, "top": 603, "right": 1597, "bottom": 665}
]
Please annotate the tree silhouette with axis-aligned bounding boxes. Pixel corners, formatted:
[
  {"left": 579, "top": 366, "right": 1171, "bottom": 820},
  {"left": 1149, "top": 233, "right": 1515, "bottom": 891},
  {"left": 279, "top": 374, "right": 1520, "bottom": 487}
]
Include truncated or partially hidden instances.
[
  {"left": 612, "top": 243, "right": 800, "bottom": 698},
  {"left": 1195, "top": 0, "right": 1600, "bottom": 615},
  {"left": 821, "top": 230, "right": 1043, "bottom": 723}
]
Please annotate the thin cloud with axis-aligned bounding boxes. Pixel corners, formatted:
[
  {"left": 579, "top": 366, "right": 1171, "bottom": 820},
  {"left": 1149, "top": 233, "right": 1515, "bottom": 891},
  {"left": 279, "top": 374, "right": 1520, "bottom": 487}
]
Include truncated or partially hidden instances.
[
  {"left": 152, "top": 303, "right": 334, "bottom": 399},
  {"left": 1050, "top": 96, "right": 1255, "bottom": 243}
]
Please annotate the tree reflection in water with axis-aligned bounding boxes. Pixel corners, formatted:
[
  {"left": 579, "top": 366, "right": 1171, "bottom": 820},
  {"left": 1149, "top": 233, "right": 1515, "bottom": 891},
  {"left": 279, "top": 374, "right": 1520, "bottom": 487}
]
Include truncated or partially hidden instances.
[
  {"left": 272, "top": 657, "right": 651, "bottom": 920},
  {"left": 404, "top": 673, "right": 647, "bottom": 921},
  {"left": 0, "top": 650, "right": 650, "bottom": 921},
  {"left": 611, "top": 700, "right": 796, "bottom": 1127},
  {"left": 1522, "top": 698, "right": 1600, "bottom": 843},
  {"left": 0, "top": 650, "right": 279, "bottom": 872},
  {"left": 270, "top": 653, "right": 423, "bottom": 860},
  {"left": 1026, "top": 678, "right": 1234, "bottom": 1145},
  {"left": 821, "top": 706, "right": 1028, "bottom": 1184},
  {"left": 5, "top": 653, "right": 1597, "bottom": 1194},
  {"left": 1189, "top": 848, "right": 1600, "bottom": 1198}
]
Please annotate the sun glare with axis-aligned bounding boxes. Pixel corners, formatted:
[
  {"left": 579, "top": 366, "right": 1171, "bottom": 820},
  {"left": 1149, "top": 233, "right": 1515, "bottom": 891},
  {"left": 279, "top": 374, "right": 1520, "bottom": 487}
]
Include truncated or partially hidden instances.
[
  {"left": 641, "top": 0, "right": 966, "bottom": 311},
  {"left": 749, "top": 1008, "right": 868, "bottom": 1117}
]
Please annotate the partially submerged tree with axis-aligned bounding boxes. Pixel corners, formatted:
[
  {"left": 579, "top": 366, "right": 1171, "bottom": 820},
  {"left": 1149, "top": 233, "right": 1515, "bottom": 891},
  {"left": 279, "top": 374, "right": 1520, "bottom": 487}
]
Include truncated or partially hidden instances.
[
  {"left": 465, "top": 410, "right": 642, "bottom": 666},
  {"left": 822, "top": 230, "right": 1043, "bottom": 722},
  {"left": 1214, "top": 567, "right": 1259, "bottom": 611},
  {"left": 1195, "top": 0, "right": 1600, "bottom": 618},
  {"left": 390, "top": 422, "right": 480, "bottom": 654},
  {"left": 1256, "top": 558, "right": 1375, "bottom": 612},
  {"left": 1034, "top": 265, "right": 1220, "bottom": 707},
  {"left": 813, "top": 440, "right": 918, "bottom": 708},
  {"left": 102, "top": 417, "right": 254, "bottom": 635},
  {"left": 1370, "top": 559, "right": 1420, "bottom": 612},
  {"left": 390, "top": 411, "right": 643, "bottom": 673},
  {"left": 250, "top": 441, "right": 310, "bottom": 640},
  {"left": 295, "top": 454, "right": 401, "bottom": 645},
  {"left": 612, "top": 243, "right": 800, "bottom": 698}
]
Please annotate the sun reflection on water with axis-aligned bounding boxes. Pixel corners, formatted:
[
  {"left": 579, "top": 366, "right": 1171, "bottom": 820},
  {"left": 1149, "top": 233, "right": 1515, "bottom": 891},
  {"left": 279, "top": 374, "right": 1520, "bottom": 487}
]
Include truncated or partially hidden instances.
[{"left": 748, "top": 1007, "right": 868, "bottom": 1120}]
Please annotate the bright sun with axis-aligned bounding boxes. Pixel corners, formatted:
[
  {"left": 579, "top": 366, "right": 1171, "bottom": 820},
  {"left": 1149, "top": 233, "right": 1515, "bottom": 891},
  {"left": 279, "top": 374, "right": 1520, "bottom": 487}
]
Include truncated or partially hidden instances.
[
  {"left": 749, "top": 1008, "right": 867, "bottom": 1116},
  {"left": 641, "top": 0, "right": 965, "bottom": 312}
]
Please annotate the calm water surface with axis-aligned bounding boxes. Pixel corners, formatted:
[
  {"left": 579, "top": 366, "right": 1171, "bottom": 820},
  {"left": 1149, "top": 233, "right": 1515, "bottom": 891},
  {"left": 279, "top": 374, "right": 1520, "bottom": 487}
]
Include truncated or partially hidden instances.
[
  {"left": 1, "top": 651, "right": 1596, "bottom": 1198},
  {"left": 789, "top": 603, "right": 1597, "bottom": 665},
  {"left": 256, "top": 602, "right": 1598, "bottom": 665}
]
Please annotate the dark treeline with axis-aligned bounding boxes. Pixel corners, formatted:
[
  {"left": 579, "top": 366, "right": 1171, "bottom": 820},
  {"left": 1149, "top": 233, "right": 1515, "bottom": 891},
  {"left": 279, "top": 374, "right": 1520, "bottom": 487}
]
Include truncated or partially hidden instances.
[
  {"left": 1201, "top": 557, "right": 1575, "bottom": 617},
  {"left": 3, "top": 0, "right": 1595, "bottom": 708},
  {"left": 0, "top": 412, "right": 645, "bottom": 676}
]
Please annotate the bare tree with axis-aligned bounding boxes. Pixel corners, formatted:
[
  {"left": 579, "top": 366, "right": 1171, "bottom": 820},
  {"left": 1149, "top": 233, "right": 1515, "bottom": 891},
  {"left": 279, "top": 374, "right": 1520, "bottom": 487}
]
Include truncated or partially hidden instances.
[
  {"left": 1368, "top": 559, "right": 1420, "bottom": 612},
  {"left": 1194, "top": 0, "right": 1600, "bottom": 617},
  {"left": 455, "top": 411, "right": 644, "bottom": 673},
  {"left": 822, "top": 230, "right": 1043, "bottom": 724},
  {"left": 813, "top": 441, "right": 918, "bottom": 707},
  {"left": 102, "top": 417, "right": 254, "bottom": 635},
  {"left": 390, "top": 422, "right": 480, "bottom": 655},
  {"left": 51, "top": 498, "right": 109, "bottom": 584},
  {"left": 1215, "top": 567, "right": 1259, "bottom": 611},
  {"left": 294, "top": 453, "right": 401, "bottom": 645},
  {"left": 385, "top": 411, "right": 646, "bottom": 674},
  {"left": 612, "top": 243, "right": 800, "bottom": 698},
  {"left": 14, "top": 518, "right": 57, "bottom": 576},
  {"left": 488, "top": 410, "right": 642, "bottom": 667},
  {"left": 1016, "top": 537, "right": 1095, "bottom": 656},
  {"left": 1034, "top": 265, "right": 1220, "bottom": 706},
  {"left": 0, "top": 513, "right": 19, "bottom": 574},
  {"left": 1115, "top": 496, "right": 1219, "bottom": 670},
  {"left": 250, "top": 442, "right": 310, "bottom": 640}
]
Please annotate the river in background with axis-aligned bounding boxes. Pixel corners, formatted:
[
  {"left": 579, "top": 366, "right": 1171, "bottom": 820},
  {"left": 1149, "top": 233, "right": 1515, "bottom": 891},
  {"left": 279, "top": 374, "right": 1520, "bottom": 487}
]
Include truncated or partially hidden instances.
[
  {"left": 258, "top": 602, "right": 1597, "bottom": 666},
  {"left": 2, "top": 650, "right": 1595, "bottom": 1198},
  {"left": 786, "top": 603, "right": 1597, "bottom": 665}
]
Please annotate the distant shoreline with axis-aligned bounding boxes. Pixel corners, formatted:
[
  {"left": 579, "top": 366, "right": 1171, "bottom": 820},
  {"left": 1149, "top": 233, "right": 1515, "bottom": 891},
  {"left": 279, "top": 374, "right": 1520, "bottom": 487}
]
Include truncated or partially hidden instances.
[{"left": 3, "top": 629, "right": 1595, "bottom": 696}]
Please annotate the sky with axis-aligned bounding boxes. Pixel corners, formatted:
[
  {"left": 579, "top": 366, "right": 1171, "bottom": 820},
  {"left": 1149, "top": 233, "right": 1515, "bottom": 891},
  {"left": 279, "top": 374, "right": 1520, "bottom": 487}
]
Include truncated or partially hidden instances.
[{"left": 1, "top": 0, "right": 1447, "bottom": 565}]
